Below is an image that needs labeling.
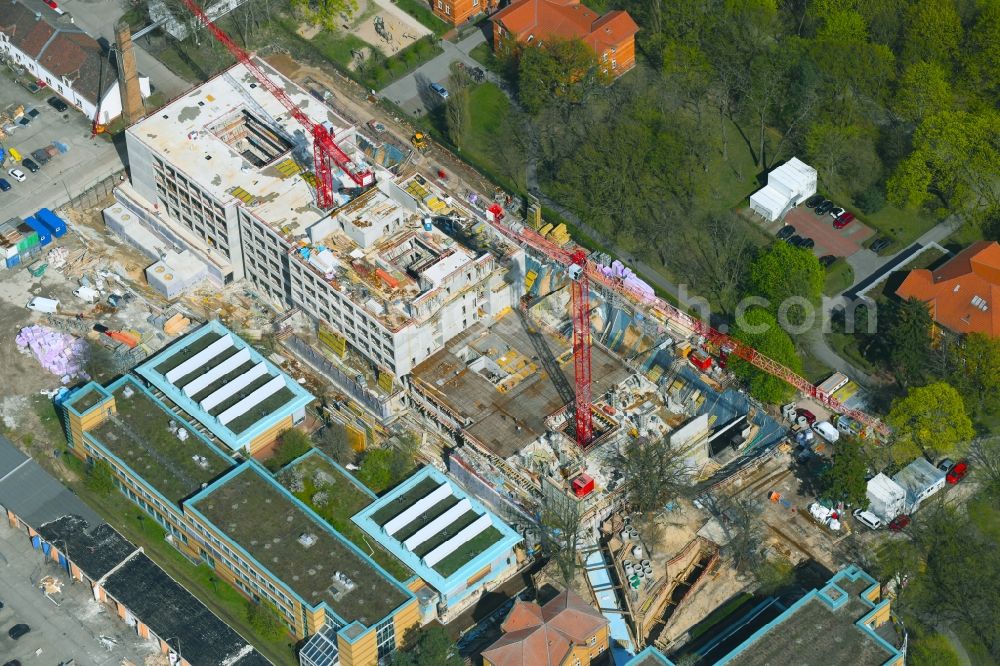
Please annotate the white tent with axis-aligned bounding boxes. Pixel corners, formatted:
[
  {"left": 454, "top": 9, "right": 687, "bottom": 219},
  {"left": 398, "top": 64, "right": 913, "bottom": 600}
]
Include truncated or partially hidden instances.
[{"left": 749, "top": 157, "right": 817, "bottom": 222}]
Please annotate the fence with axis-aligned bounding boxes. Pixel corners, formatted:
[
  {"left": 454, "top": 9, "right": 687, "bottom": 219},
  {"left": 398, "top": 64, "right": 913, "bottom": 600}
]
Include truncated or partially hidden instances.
[{"left": 57, "top": 170, "right": 127, "bottom": 213}]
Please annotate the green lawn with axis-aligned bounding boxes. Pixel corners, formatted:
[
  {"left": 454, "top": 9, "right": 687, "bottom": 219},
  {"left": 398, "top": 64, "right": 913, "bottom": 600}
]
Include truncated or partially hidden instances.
[
  {"left": 392, "top": 0, "right": 451, "bottom": 36},
  {"left": 470, "top": 42, "right": 492, "bottom": 68},
  {"left": 799, "top": 345, "right": 833, "bottom": 383},
  {"left": 823, "top": 259, "right": 854, "bottom": 296},
  {"left": 826, "top": 331, "right": 878, "bottom": 375}
]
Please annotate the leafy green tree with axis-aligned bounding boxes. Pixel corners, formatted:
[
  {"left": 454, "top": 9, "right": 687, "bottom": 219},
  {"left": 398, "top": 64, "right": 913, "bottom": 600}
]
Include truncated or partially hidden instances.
[
  {"left": 729, "top": 307, "right": 803, "bottom": 404},
  {"left": 266, "top": 428, "right": 312, "bottom": 471},
  {"left": 748, "top": 242, "right": 824, "bottom": 328},
  {"left": 947, "top": 333, "right": 1000, "bottom": 417},
  {"left": 245, "top": 600, "right": 286, "bottom": 640},
  {"left": 820, "top": 437, "right": 868, "bottom": 506},
  {"left": 893, "top": 61, "right": 953, "bottom": 124},
  {"left": 963, "top": 2, "right": 1000, "bottom": 98},
  {"left": 85, "top": 459, "right": 117, "bottom": 495},
  {"left": 887, "top": 110, "right": 1000, "bottom": 215},
  {"left": 289, "top": 0, "right": 359, "bottom": 32},
  {"left": 902, "top": 0, "right": 962, "bottom": 67},
  {"left": 887, "top": 382, "right": 974, "bottom": 459},
  {"left": 876, "top": 297, "right": 934, "bottom": 385},
  {"left": 357, "top": 435, "right": 416, "bottom": 492},
  {"left": 517, "top": 39, "right": 609, "bottom": 114},
  {"left": 804, "top": 122, "right": 882, "bottom": 196},
  {"left": 392, "top": 626, "right": 462, "bottom": 666},
  {"left": 909, "top": 634, "right": 962, "bottom": 666}
]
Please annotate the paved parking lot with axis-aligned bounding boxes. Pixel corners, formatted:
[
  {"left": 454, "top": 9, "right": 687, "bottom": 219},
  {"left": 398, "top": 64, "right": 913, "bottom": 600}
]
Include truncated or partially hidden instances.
[
  {"left": 765, "top": 206, "right": 875, "bottom": 258},
  {"left": 0, "top": 72, "right": 125, "bottom": 221},
  {"left": 0, "top": 522, "right": 156, "bottom": 665}
]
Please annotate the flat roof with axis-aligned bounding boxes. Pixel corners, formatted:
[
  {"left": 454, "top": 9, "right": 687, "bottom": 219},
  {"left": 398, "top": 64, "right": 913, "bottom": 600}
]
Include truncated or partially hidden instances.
[
  {"left": 87, "top": 376, "right": 236, "bottom": 505},
  {"left": 102, "top": 552, "right": 267, "bottom": 666},
  {"left": 125, "top": 59, "right": 361, "bottom": 238},
  {"left": 135, "top": 320, "right": 314, "bottom": 450},
  {"left": 411, "top": 312, "right": 631, "bottom": 457},
  {"left": 188, "top": 462, "right": 412, "bottom": 626},
  {"left": 353, "top": 466, "right": 522, "bottom": 591},
  {"left": 722, "top": 566, "right": 900, "bottom": 666},
  {"left": 277, "top": 449, "right": 412, "bottom": 582}
]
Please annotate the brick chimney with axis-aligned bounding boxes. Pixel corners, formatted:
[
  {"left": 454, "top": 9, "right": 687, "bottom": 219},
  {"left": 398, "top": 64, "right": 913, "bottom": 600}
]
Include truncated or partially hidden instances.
[{"left": 114, "top": 20, "right": 143, "bottom": 125}]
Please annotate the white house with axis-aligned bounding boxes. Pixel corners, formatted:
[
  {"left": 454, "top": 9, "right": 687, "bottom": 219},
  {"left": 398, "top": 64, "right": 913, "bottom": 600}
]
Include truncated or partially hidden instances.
[
  {"left": 892, "top": 457, "right": 946, "bottom": 513},
  {"left": 749, "top": 157, "right": 818, "bottom": 222},
  {"left": 0, "top": 0, "right": 150, "bottom": 125}
]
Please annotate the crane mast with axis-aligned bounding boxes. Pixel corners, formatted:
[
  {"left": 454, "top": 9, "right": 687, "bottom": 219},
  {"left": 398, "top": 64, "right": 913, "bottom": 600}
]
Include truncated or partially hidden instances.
[
  {"left": 485, "top": 212, "right": 891, "bottom": 441},
  {"left": 178, "top": 0, "right": 373, "bottom": 208}
]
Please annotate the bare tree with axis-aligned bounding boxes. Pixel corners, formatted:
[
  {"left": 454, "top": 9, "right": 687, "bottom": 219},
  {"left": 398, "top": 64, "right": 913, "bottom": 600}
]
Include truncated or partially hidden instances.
[
  {"left": 540, "top": 487, "right": 582, "bottom": 586},
  {"left": 968, "top": 436, "right": 1000, "bottom": 495},
  {"left": 610, "top": 435, "right": 691, "bottom": 517}
]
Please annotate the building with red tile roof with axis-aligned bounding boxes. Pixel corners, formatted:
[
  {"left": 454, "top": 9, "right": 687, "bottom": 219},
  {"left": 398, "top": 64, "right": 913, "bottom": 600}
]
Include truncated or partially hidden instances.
[
  {"left": 482, "top": 589, "right": 610, "bottom": 666},
  {"left": 0, "top": 0, "right": 150, "bottom": 124},
  {"left": 896, "top": 241, "right": 1000, "bottom": 336},
  {"left": 490, "top": 0, "right": 638, "bottom": 77}
]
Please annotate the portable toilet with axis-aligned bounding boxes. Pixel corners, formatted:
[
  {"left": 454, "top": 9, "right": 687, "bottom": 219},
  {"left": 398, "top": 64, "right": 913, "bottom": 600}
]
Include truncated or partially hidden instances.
[{"left": 23, "top": 216, "right": 52, "bottom": 246}]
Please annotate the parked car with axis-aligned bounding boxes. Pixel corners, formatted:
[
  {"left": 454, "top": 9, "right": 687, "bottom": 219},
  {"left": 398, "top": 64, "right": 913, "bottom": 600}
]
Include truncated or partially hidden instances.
[
  {"left": 829, "top": 207, "right": 845, "bottom": 218},
  {"left": 17, "top": 116, "right": 30, "bottom": 127},
  {"left": 853, "top": 509, "right": 883, "bottom": 530},
  {"left": 870, "top": 237, "right": 891, "bottom": 253},
  {"left": 7, "top": 168, "right": 26, "bottom": 182},
  {"left": 26, "top": 107, "right": 39, "bottom": 118},
  {"left": 7, "top": 623, "right": 30, "bottom": 639},
  {"left": 888, "top": 514, "right": 911, "bottom": 532},
  {"left": 833, "top": 212, "right": 854, "bottom": 229},
  {"left": 31, "top": 149, "right": 51, "bottom": 165},
  {"left": 946, "top": 460, "right": 969, "bottom": 484},
  {"left": 777, "top": 225, "right": 796, "bottom": 240},
  {"left": 8, "top": 147, "right": 22, "bottom": 162},
  {"left": 47, "top": 96, "right": 68, "bottom": 112},
  {"left": 819, "top": 254, "right": 836, "bottom": 267},
  {"left": 805, "top": 194, "right": 824, "bottom": 208},
  {"left": 797, "top": 408, "right": 817, "bottom": 425},
  {"left": 3, "top": 661, "right": 22, "bottom": 666},
  {"left": 21, "top": 158, "right": 39, "bottom": 173},
  {"left": 815, "top": 200, "right": 834, "bottom": 215},
  {"left": 0, "top": 178, "right": 10, "bottom": 192},
  {"left": 795, "top": 236, "right": 814, "bottom": 249},
  {"left": 429, "top": 82, "right": 449, "bottom": 99},
  {"left": 788, "top": 234, "right": 803, "bottom": 246}
]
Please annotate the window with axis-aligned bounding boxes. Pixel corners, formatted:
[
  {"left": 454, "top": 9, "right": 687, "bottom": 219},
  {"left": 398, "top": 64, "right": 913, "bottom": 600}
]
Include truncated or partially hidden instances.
[
  {"left": 589, "top": 636, "right": 597, "bottom": 646},
  {"left": 376, "top": 618, "right": 396, "bottom": 660}
]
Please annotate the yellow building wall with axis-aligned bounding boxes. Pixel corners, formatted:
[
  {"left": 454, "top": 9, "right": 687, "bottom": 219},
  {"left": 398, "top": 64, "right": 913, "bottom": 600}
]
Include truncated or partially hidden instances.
[
  {"left": 66, "top": 395, "right": 116, "bottom": 458},
  {"left": 589, "top": 625, "right": 610, "bottom": 659},
  {"left": 865, "top": 584, "right": 881, "bottom": 604},
  {"left": 248, "top": 415, "right": 294, "bottom": 459},
  {"left": 866, "top": 601, "right": 892, "bottom": 627},
  {"left": 393, "top": 597, "right": 421, "bottom": 648},
  {"left": 338, "top": 629, "right": 377, "bottom": 666}
]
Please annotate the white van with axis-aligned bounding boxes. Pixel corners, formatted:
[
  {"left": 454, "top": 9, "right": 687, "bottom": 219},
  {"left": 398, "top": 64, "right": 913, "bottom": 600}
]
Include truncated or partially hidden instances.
[
  {"left": 853, "top": 509, "right": 883, "bottom": 530},
  {"left": 813, "top": 420, "right": 840, "bottom": 443}
]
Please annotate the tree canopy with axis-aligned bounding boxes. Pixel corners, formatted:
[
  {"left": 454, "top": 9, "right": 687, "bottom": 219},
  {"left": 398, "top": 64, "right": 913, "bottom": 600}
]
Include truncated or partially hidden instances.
[
  {"left": 876, "top": 297, "right": 934, "bottom": 386},
  {"left": 748, "top": 242, "right": 824, "bottom": 329},
  {"left": 887, "top": 382, "right": 974, "bottom": 460},
  {"left": 729, "top": 307, "right": 803, "bottom": 404},
  {"left": 821, "top": 437, "right": 868, "bottom": 506},
  {"left": 392, "top": 627, "right": 462, "bottom": 666},
  {"left": 517, "top": 39, "right": 609, "bottom": 114}
]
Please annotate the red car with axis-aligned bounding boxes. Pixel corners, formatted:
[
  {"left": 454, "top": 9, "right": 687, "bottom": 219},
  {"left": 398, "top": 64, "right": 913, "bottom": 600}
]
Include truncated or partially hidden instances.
[
  {"left": 888, "top": 514, "right": 911, "bottom": 531},
  {"left": 946, "top": 460, "right": 969, "bottom": 484},
  {"left": 796, "top": 408, "right": 817, "bottom": 425},
  {"left": 833, "top": 212, "right": 854, "bottom": 229}
]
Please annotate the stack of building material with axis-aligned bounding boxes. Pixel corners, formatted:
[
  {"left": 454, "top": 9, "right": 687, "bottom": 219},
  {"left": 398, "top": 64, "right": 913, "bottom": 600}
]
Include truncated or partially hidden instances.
[
  {"left": 47, "top": 246, "right": 69, "bottom": 268},
  {"left": 15, "top": 325, "right": 89, "bottom": 381},
  {"left": 163, "top": 313, "right": 191, "bottom": 336}
]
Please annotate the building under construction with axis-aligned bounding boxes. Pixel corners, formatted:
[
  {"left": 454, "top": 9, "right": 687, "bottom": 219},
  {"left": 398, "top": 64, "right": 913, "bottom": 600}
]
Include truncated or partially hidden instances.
[{"left": 108, "top": 60, "right": 523, "bottom": 378}]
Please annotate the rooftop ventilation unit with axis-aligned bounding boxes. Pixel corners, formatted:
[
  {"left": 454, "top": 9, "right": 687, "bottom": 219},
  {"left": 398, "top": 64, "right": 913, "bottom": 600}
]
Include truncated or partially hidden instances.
[
  {"left": 121, "top": 385, "right": 134, "bottom": 399},
  {"left": 191, "top": 454, "right": 208, "bottom": 468},
  {"left": 177, "top": 428, "right": 189, "bottom": 441},
  {"left": 298, "top": 533, "right": 318, "bottom": 548}
]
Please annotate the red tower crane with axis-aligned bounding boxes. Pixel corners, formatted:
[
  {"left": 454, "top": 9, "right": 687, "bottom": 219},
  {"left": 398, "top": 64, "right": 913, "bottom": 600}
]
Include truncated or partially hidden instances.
[
  {"left": 178, "top": 0, "right": 374, "bottom": 209},
  {"left": 485, "top": 208, "right": 891, "bottom": 444}
]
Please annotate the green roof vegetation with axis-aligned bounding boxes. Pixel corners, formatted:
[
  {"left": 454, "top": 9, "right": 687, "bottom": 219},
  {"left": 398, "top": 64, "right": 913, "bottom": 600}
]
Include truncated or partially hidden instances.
[
  {"left": 154, "top": 330, "right": 224, "bottom": 375},
  {"left": 208, "top": 374, "right": 275, "bottom": 417},
  {"left": 189, "top": 360, "right": 259, "bottom": 404},
  {"left": 195, "top": 466, "right": 408, "bottom": 626},
  {"left": 278, "top": 455, "right": 411, "bottom": 582},
  {"left": 412, "top": 510, "right": 481, "bottom": 558},
  {"left": 91, "top": 382, "right": 233, "bottom": 504},
  {"left": 371, "top": 476, "right": 440, "bottom": 526},
  {"left": 226, "top": 387, "right": 296, "bottom": 435},
  {"left": 433, "top": 525, "right": 503, "bottom": 578},
  {"left": 174, "top": 344, "right": 243, "bottom": 390},
  {"left": 392, "top": 495, "right": 461, "bottom": 543},
  {"left": 70, "top": 387, "right": 106, "bottom": 413}
]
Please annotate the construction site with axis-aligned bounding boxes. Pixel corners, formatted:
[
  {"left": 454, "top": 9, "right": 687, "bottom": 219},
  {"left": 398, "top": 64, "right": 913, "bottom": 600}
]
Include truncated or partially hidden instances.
[{"left": 0, "top": 1, "right": 908, "bottom": 664}]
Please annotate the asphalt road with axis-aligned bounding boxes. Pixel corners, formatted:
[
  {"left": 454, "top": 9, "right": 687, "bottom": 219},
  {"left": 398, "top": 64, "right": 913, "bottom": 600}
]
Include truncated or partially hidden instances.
[
  {"left": 0, "top": 521, "right": 156, "bottom": 665},
  {"left": 0, "top": 72, "right": 125, "bottom": 222}
]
